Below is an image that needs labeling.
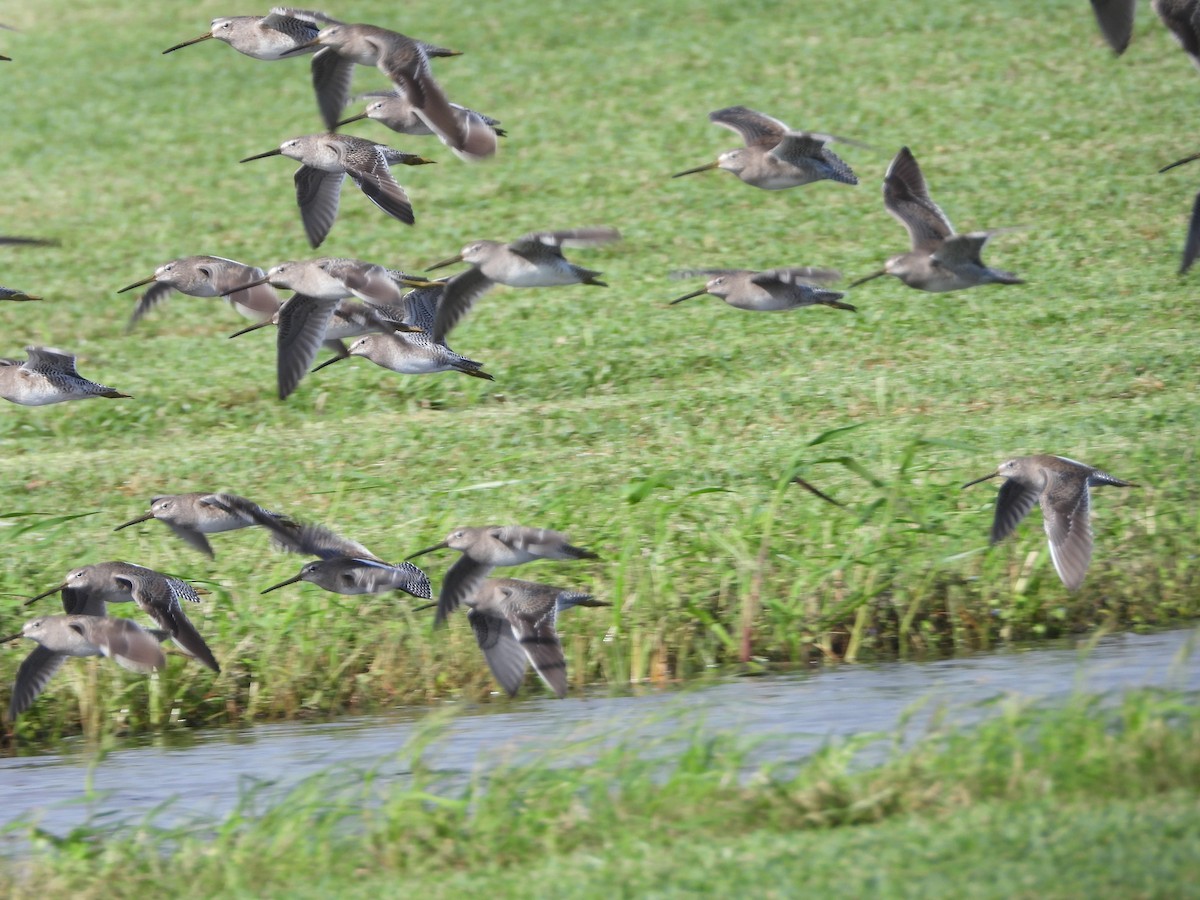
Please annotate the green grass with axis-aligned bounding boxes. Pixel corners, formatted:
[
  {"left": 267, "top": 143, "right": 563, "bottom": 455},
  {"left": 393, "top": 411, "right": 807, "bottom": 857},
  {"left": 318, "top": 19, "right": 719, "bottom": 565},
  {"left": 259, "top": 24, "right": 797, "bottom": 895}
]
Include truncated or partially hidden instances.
[
  {"left": 1, "top": 0, "right": 1198, "bottom": 740},
  {"left": 4, "top": 690, "right": 1198, "bottom": 897}
]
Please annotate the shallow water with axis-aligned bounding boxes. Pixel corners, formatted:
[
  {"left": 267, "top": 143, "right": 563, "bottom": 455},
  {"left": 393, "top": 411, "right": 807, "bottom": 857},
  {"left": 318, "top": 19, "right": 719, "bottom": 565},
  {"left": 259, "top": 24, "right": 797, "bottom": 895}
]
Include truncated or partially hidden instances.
[{"left": 1, "top": 627, "right": 1196, "bottom": 851}]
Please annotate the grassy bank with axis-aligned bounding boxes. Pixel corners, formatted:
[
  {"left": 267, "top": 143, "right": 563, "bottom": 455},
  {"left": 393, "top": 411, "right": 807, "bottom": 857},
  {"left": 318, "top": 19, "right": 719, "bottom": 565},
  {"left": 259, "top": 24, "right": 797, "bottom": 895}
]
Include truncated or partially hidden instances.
[
  {"left": 3, "top": 690, "right": 1198, "bottom": 896},
  {"left": 1, "top": 0, "right": 1198, "bottom": 740}
]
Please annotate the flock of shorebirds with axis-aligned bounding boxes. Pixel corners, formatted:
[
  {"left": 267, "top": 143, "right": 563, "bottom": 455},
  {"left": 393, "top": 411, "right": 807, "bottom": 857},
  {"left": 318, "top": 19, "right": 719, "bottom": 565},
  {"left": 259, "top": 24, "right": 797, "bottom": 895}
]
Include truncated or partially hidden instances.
[{"left": 0, "top": 5, "right": 1167, "bottom": 722}]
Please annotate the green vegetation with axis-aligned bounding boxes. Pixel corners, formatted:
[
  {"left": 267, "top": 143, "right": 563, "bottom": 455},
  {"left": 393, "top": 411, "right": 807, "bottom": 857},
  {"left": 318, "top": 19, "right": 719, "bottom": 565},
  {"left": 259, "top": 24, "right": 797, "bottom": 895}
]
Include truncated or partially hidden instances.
[
  {"left": 4, "top": 690, "right": 1198, "bottom": 897},
  {"left": 1, "top": 0, "right": 1198, "bottom": 740}
]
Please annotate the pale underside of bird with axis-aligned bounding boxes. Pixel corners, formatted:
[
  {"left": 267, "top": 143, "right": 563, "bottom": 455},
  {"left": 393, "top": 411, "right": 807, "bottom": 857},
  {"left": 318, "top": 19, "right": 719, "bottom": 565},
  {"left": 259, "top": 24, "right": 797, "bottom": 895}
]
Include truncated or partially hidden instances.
[
  {"left": 425, "top": 227, "right": 621, "bottom": 343},
  {"left": 163, "top": 8, "right": 339, "bottom": 60},
  {"left": 0, "top": 346, "right": 130, "bottom": 406},
  {"left": 465, "top": 578, "right": 610, "bottom": 699},
  {"left": 850, "top": 146, "right": 1023, "bottom": 293},
  {"left": 335, "top": 90, "right": 504, "bottom": 161},
  {"left": 963, "top": 454, "right": 1136, "bottom": 591},
  {"left": 5, "top": 614, "right": 169, "bottom": 720},
  {"left": 672, "top": 106, "right": 862, "bottom": 190},
  {"left": 118, "top": 255, "right": 281, "bottom": 331},
  {"left": 284, "top": 22, "right": 477, "bottom": 158},
  {"left": 406, "top": 525, "right": 601, "bottom": 626},
  {"left": 240, "top": 134, "right": 434, "bottom": 247},
  {"left": 25, "top": 561, "right": 220, "bottom": 672},
  {"left": 669, "top": 267, "right": 855, "bottom": 312},
  {"left": 114, "top": 492, "right": 294, "bottom": 558}
]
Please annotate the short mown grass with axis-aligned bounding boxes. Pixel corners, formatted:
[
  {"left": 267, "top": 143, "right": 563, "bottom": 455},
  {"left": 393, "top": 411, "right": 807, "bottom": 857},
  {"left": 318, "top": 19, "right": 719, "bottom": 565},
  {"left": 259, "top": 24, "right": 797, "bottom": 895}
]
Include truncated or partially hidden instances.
[{"left": 0, "top": 0, "right": 1197, "bottom": 741}]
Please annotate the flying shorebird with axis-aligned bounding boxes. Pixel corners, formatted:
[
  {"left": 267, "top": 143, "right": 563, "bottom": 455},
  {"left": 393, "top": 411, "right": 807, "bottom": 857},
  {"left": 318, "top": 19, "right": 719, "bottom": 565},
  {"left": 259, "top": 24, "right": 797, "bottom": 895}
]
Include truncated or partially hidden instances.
[
  {"left": 406, "top": 526, "right": 600, "bottom": 625},
  {"left": 335, "top": 91, "right": 503, "bottom": 161},
  {"left": 330, "top": 330, "right": 495, "bottom": 382},
  {"left": 462, "top": 578, "right": 610, "bottom": 699},
  {"left": 4, "top": 614, "right": 169, "bottom": 720},
  {"left": 241, "top": 510, "right": 433, "bottom": 601},
  {"left": 162, "top": 8, "right": 337, "bottom": 59},
  {"left": 672, "top": 106, "right": 862, "bottom": 191},
  {"left": 118, "top": 256, "right": 281, "bottom": 331},
  {"left": 963, "top": 455, "right": 1136, "bottom": 591},
  {"left": 425, "top": 227, "right": 620, "bottom": 342},
  {"left": 0, "top": 347, "right": 130, "bottom": 406},
  {"left": 282, "top": 21, "right": 472, "bottom": 156},
  {"left": 114, "top": 492, "right": 294, "bottom": 558},
  {"left": 669, "top": 267, "right": 855, "bottom": 312},
  {"left": 26, "top": 562, "right": 220, "bottom": 672},
  {"left": 849, "top": 146, "right": 1023, "bottom": 293},
  {"left": 240, "top": 134, "right": 435, "bottom": 247}
]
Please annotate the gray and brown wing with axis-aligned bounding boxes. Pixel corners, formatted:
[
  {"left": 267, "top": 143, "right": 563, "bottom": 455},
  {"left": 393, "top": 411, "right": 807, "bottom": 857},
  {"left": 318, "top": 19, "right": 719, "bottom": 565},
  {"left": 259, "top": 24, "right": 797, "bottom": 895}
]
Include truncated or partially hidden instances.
[
  {"left": 311, "top": 46, "right": 358, "bottom": 130},
  {"left": 293, "top": 166, "right": 344, "bottom": 249},
  {"left": 126, "top": 576, "right": 220, "bottom": 673},
  {"left": 435, "top": 555, "right": 493, "bottom": 625},
  {"left": 990, "top": 477, "right": 1041, "bottom": 545},
  {"left": 468, "top": 610, "right": 528, "bottom": 697},
  {"left": 513, "top": 227, "right": 622, "bottom": 251},
  {"left": 1182, "top": 190, "right": 1200, "bottom": 275},
  {"left": 1091, "top": 0, "right": 1136, "bottom": 53},
  {"left": 708, "top": 106, "right": 788, "bottom": 147},
  {"left": 261, "top": 519, "right": 376, "bottom": 561},
  {"left": 753, "top": 267, "right": 842, "bottom": 287},
  {"left": 346, "top": 146, "right": 415, "bottom": 225},
  {"left": 9, "top": 645, "right": 67, "bottom": 719},
  {"left": 930, "top": 233, "right": 989, "bottom": 268},
  {"left": 84, "top": 617, "right": 167, "bottom": 674},
  {"left": 165, "top": 522, "right": 215, "bottom": 557},
  {"left": 431, "top": 267, "right": 494, "bottom": 344},
  {"left": 508, "top": 601, "right": 568, "bottom": 699},
  {"left": 883, "top": 146, "right": 953, "bottom": 253},
  {"left": 1041, "top": 483, "right": 1094, "bottom": 591},
  {"left": 275, "top": 293, "right": 341, "bottom": 399},
  {"left": 127, "top": 280, "right": 178, "bottom": 330}
]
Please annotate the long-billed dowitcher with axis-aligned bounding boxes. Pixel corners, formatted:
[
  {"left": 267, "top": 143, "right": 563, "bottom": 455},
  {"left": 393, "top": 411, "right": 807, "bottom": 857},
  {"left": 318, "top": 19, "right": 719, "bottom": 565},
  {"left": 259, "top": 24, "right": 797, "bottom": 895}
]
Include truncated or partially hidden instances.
[
  {"left": 0, "top": 347, "right": 130, "bottom": 406},
  {"left": 240, "top": 134, "right": 435, "bottom": 247},
  {"left": 323, "top": 331, "right": 495, "bottom": 382},
  {"left": 26, "top": 562, "right": 220, "bottom": 672},
  {"left": 1157, "top": 151, "right": 1200, "bottom": 272},
  {"left": 336, "top": 91, "right": 503, "bottom": 161},
  {"left": 425, "top": 228, "right": 620, "bottom": 342},
  {"left": 5, "top": 615, "right": 168, "bottom": 720},
  {"left": 163, "top": 9, "right": 337, "bottom": 59},
  {"left": 406, "top": 526, "right": 600, "bottom": 625},
  {"left": 963, "top": 455, "right": 1136, "bottom": 591},
  {"left": 284, "top": 22, "right": 466, "bottom": 151},
  {"left": 463, "top": 578, "right": 610, "bottom": 699},
  {"left": 672, "top": 106, "right": 861, "bottom": 190},
  {"left": 118, "top": 256, "right": 281, "bottom": 331},
  {"left": 114, "top": 492, "right": 293, "bottom": 558},
  {"left": 850, "top": 147, "right": 1023, "bottom": 293},
  {"left": 248, "top": 514, "right": 433, "bottom": 600},
  {"left": 669, "top": 267, "right": 855, "bottom": 312}
]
